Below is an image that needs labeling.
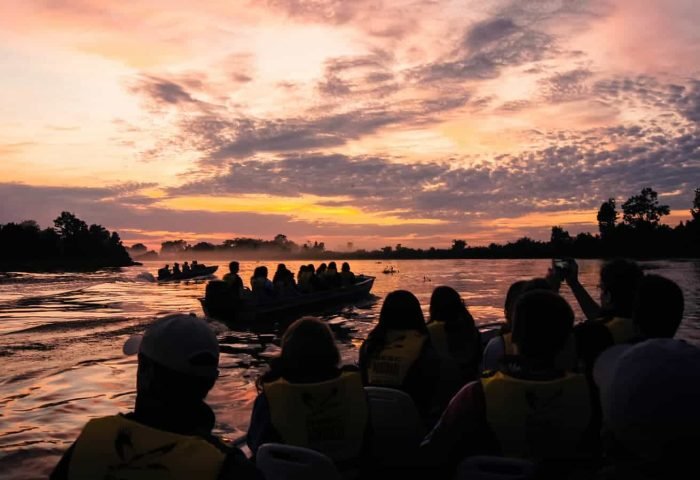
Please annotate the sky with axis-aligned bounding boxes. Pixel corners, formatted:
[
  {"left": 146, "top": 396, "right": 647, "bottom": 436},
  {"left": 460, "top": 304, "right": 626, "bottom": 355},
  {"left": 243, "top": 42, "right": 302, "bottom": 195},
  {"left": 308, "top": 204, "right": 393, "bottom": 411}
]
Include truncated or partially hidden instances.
[{"left": 1, "top": 0, "right": 699, "bottom": 250}]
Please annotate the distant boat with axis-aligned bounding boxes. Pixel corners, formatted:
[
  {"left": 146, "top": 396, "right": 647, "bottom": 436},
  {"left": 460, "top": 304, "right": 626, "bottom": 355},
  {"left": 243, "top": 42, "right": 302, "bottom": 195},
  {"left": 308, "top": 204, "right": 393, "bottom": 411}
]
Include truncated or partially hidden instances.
[
  {"left": 157, "top": 265, "right": 218, "bottom": 282},
  {"left": 201, "top": 275, "right": 375, "bottom": 325},
  {"left": 382, "top": 266, "right": 398, "bottom": 274}
]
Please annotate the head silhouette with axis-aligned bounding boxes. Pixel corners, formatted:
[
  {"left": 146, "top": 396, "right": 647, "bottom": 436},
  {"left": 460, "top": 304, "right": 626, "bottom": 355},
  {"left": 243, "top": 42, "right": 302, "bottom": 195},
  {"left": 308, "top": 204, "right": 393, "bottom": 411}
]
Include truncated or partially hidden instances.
[
  {"left": 259, "top": 317, "right": 340, "bottom": 387},
  {"left": 512, "top": 290, "right": 574, "bottom": 363},
  {"left": 430, "top": 286, "right": 474, "bottom": 328},
  {"left": 379, "top": 290, "right": 427, "bottom": 332},
  {"left": 600, "top": 259, "right": 643, "bottom": 316},
  {"left": 504, "top": 280, "right": 528, "bottom": 325},
  {"left": 228, "top": 261, "right": 239, "bottom": 273},
  {"left": 634, "top": 274, "right": 684, "bottom": 338}
]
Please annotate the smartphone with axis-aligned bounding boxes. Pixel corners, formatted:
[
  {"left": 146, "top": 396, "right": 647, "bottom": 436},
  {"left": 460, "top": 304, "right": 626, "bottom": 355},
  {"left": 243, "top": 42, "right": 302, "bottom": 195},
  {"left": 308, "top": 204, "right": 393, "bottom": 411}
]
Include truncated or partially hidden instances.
[{"left": 553, "top": 258, "right": 569, "bottom": 271}]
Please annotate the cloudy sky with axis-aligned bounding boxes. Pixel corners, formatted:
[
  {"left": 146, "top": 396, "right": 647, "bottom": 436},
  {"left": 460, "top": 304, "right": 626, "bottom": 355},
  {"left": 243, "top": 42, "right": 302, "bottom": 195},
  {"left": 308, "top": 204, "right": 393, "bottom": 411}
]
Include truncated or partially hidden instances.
[{"left": 1, "top": 0, "right": 699, "bottom": 249}]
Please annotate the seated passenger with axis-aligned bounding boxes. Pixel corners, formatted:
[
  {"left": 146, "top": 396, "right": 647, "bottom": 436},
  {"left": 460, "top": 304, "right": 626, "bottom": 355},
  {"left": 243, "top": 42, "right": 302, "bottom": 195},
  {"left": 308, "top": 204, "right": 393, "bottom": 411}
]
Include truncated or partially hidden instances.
[
  {"left": 481, "top": 280, "right": 527, "bottom": 371},
  {"left": 250, "top": 266, "right": 273, "bottom": 297},
  {"left": 560, "top": 259, "right": 643, "bottom": 369},
  {"left": 594, "top": 338, "right": 700, "bottom": 479},
  {"left": 182, "top": 261, "right": 191, "bottom": 274},
  {"left": 427, "top": 286, "right": 482, "bottom": 413},
  {"left": 421, "top": 290, "right": 594, "bottom": 477},
  {"left": 315, "top": 263, "right": 329, "bottom": 290},
  {"left": 247, "top": 317, "right": 369, "bottom": 471},
  {"left": 157, "top": 264, "right": 171, "bottom": 279},
  {"left": 326, "top": 262, "right": 341, "bottom": 288},
  {"left": 340, "top": 262, "right": 356, "bottom": 286},
  {"left": 272, "top": 263, "right": 296, "bottom": 293},
  {"left": 483, "top": 278, "right": 577, "bottom": 372},
  {"left": 359, "top": 290, "right": 440, "bottom": 421},
  {"left": 50, "top": 314, "right": 260, "bottom": 480},
  {"left": 192, "top": 260, "right": 201, "bottom": 271},
  {"left": 223, "top": 261, "right": 244, "bottom": 295},
  {"left": 172, "top": 262, "right": 181, "bottom": 275},
  {"left": 297, "top": 265, "right": 312, "bottom": 293}
]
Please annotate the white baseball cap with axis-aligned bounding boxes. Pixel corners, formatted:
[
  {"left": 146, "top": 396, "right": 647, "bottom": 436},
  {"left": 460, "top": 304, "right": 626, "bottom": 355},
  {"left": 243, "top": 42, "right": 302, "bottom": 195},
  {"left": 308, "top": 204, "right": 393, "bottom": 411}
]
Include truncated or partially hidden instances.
[
  {"left": 124, "top": 313, "right": 220, "bottom": 379},
  {"left": 593, "top": 338, "right": 700, "bottom": 459}
]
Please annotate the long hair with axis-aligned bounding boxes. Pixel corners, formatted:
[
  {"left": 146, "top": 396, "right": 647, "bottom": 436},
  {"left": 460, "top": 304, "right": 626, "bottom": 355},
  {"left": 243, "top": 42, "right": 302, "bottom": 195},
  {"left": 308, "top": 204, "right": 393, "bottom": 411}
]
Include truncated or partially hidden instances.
[
  {"left": 257, "top": 317, "right": 340, "bottom": 390},
  {"left": 364, "top": 290, "right": 427, "bottom": 358},
  {"left": 428, "top": 286, "right": 481, "bottom": 360}
]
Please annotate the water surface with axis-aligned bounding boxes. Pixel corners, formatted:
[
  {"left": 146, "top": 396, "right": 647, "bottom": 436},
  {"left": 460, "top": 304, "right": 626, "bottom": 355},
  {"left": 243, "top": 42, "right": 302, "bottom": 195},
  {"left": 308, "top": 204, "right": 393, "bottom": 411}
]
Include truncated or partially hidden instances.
[{"left": 1, "top": 259, "right": 698, "bottom": 478}]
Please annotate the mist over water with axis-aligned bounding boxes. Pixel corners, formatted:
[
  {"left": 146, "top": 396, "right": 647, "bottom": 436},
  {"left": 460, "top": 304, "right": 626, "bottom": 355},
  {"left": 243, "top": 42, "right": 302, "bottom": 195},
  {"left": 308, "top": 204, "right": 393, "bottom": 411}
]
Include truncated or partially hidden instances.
[{"left": 1, "top": 259, "right": 698, "bottom": 477}]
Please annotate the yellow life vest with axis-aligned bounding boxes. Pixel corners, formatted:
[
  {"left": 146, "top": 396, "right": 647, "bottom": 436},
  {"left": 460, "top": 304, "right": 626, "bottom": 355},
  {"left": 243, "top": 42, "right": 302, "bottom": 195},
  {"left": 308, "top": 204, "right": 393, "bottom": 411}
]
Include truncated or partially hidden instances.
[
  {"left": 366, "top": 330, "right": 426, "bottom": 387},
  {"left": 603, "top": 316, "right": 637, "bottom": 344},
  {"left": 482, "top": 371, "right": 591, "bottom": 460},
  {"left": 263, "top": 371, "right": 368, "bottom": 463},
  {"left": 427, "top": 321, "right": 449, "bottom": 359},
  {"left": 68, "top": 415, "right": 225, "bottom": 480}
]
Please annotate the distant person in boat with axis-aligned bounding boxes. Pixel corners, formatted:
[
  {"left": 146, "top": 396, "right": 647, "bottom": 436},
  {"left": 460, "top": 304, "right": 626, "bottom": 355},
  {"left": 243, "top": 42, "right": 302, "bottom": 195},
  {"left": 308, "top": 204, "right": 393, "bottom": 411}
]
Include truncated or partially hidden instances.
[
  {"left": 250, "top": 266, "right": 274, "bottom": 297},
  {"left": 172, "top": 262, "right": 181, "bottom": 276},
  {"left": 297, "top": 265, "right": 313, "bottom": 293},
  {"left": 272, "top": 263, "right": 296, "bottom": 294},
  {"left": 182, "top": 261, "right": 191, "bottom": 274},
  {"left": 308, "top": 264, "right": 324, "bottom": 291},
  {"left": 359, "top": 290, "right": 440, "bottom": 421},
  {"left": 421, "top": 290, "right": 594, "bottom": 478},
  {"left": 192, "top": 260, "right": 201, "bottom": 272},
  {"left": 223, "top": 261, "right": 244, "bottom": 295},
  {"left": 340, "top": 262, "right": 355, "bottom": 286},
  {"left": 247, "top": 317, "right": 369, "bottom": 472},
  {"left": 427, "top": 286, "right": 482, "bottom": 416},
  {"left": 157, "top": 264, "right": 171, "bottom": 279},
  {"left": 315, "top": 263, "right": 329, "bottom": 290},
  {"left": 326, "top": 261, "right": 341, "bottom": 288},
  {"left": 50, "top": 314, "right": 260, "bottom": 480}
]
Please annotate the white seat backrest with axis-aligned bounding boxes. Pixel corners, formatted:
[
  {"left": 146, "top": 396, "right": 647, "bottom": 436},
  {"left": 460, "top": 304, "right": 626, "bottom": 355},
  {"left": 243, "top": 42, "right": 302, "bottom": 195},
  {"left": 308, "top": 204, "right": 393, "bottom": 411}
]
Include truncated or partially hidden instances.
[
  {"left": 256, "top": 443, "right": 341, "bottom": 480},
  {"left": 364, "top": 386, "right": 425, "bottom": 460},
  {"left": 455, "top": 456, "right": 536, "bottom": 480}
]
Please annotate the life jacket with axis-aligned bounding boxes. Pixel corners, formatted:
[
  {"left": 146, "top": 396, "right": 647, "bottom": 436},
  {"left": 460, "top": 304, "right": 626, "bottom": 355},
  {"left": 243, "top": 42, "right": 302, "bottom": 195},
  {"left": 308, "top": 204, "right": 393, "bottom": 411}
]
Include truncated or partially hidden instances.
[
  {"left": 427, "top": 321, "right": 449, "bottom": 359},
  {"left": 602, "top": 316, "right": 637, "bottom": 344},
  {"left": 482, "top": 371, "right": 591, "bottom": 460},
  {"left": 366, "top": 330, "right": 426, "bottom": 387},
  {"left": 263, "top": 371, "right": 368, "bottom": 463},
  {"left": 68, "top": 415, "right": 225, "bottom": 480}
]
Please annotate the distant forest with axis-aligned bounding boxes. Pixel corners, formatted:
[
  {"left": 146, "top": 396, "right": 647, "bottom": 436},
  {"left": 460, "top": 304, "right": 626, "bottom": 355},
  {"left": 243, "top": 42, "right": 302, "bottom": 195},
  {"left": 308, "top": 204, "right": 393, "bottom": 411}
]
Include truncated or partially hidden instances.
[
  {"left": 131, "top": 187, "right": 700, "bottom": 261},
  {"left": 0, "top": 212, "right": 133, "bottom": 271}
]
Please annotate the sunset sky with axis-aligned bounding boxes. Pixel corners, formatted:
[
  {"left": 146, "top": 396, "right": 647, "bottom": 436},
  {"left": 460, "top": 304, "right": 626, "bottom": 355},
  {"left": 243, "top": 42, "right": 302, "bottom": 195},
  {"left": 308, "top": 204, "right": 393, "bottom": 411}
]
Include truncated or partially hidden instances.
[{"left": 1, "top": 0, "right": 699, "bottom": 250}]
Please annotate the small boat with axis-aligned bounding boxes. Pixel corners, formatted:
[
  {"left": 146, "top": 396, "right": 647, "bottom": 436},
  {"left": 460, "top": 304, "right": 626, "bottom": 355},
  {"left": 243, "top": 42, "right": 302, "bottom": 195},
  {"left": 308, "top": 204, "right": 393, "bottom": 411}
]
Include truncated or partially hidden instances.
[
  {"left": 201, "top": 275, "right": 375, "bottom": 324},
  {"left": 157, "top": 265, "right": 218, "bottom": 282},
  {"left": 382, "top": 266, "right": 397, "bottom": 274}
]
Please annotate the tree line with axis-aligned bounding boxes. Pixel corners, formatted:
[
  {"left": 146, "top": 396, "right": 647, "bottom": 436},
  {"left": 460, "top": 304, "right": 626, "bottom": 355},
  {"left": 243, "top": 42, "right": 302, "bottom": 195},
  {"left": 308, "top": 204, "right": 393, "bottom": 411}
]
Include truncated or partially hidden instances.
[
  {"left": 131, "top": 186, "right": 699, "bottom": 261},
  {"left": 0, "top": 212, "right": 133, "bottom": 271}
]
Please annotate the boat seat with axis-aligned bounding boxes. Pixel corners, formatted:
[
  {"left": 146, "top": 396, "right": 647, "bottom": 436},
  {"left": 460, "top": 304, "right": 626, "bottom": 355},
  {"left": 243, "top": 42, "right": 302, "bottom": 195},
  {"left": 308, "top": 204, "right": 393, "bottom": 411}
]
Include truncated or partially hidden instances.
[
  {"left": 256, "top": 443, "right": 341, "bottom": 480},
  {"left": 454, "top": 456, "right": 536, "bottom": 480},
  {"left": 364, "top": 386, "right": 425, "bottom": 465}
]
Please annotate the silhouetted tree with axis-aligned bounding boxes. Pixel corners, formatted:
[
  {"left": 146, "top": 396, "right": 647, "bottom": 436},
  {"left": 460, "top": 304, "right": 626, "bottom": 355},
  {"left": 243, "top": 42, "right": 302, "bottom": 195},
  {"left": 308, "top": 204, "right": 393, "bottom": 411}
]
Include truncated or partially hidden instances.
[
  {"left": 191, "top": 242, "right": 216, "bottom": 251},
  {"left": 622, "top": 187, "right": 670, "bottom": 229},
  {"left": 54, "top": 211, "right": 88, "bottom": 239},
  {"left": 597, "top": 198, "right": 618, "bottom": 237},
  {"left": 691, "top": 187, "right": 700, "bottom": 222},
  {"left": 130, "top": 243, "right": 148, "bottom": 255},
  {"left": 451, "top": 239, "right": 467, "bottom": 251},
  {"left": 160, "top": 239, "right": 189, "bottom": 255}
]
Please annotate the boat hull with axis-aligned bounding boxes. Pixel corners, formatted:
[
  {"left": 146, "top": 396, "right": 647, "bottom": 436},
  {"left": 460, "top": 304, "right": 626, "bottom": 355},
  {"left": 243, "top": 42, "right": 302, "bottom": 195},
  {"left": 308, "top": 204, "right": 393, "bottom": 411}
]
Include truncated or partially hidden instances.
[
  {"left": 158, "top": 265, "right": 218, "bottom": 282},
  {"left": 202, "top": 275, "right": 375, "bottom": 325}
]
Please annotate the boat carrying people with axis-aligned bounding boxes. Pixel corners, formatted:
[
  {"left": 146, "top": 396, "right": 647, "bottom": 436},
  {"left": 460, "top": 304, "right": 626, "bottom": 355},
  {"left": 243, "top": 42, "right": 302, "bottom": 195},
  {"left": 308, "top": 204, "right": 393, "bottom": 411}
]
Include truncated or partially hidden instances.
[
  {"left": 157, "top": 261, "right": 218, "bottom": 281},
  {"left": 201, "top": 261, "right": 374, "bottom": 323}
]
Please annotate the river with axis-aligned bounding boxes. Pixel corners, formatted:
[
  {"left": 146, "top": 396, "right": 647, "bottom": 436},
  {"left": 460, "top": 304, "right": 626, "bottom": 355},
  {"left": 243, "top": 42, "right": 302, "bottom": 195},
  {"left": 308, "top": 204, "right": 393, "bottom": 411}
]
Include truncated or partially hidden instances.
[{"left": 1, "top": 259, "right": 698, "bottom": 478}]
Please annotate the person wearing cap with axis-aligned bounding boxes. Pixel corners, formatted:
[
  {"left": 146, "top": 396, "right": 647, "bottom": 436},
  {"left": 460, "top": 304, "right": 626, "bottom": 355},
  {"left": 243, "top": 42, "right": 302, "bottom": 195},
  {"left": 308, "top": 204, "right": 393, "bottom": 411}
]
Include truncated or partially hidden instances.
[
  {"left": 420, "top": 290, "right": 594, "bottom": 477},
  {"left": 247, "top": 317, "right": 369, "bottom": 473},
  {"left": 50, "top": 314, "right": 260, "bottom": 480},
  {"left": 593, "top": 338, "right": 700, "bottom": 479}
]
